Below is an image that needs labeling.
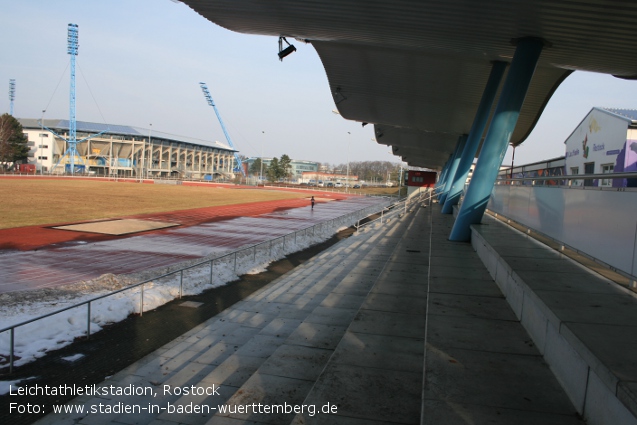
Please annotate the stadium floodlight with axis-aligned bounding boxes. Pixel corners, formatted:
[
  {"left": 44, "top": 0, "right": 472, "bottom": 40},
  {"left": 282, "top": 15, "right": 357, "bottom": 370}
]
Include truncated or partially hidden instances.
[
  {"left": 278, "top": 37, "right": 296, "bottom": 61},
  {"left": 9, "top": 79, "right": 15, "bottom": 115}
]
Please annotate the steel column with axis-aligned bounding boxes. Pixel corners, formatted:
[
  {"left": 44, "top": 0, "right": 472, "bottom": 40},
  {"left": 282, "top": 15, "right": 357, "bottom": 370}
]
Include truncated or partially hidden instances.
[
  {"left": 439, "top": 135, "right": 468, "bottom": 205},
  {"left": 435, "top": 157, "right": 452, "bottom": 198},
  {"left": 442, "top": 61, "right": 507, "bottom": 214},
  {"left": 450, "top": 38, "right": 543, "bottom": 241}
]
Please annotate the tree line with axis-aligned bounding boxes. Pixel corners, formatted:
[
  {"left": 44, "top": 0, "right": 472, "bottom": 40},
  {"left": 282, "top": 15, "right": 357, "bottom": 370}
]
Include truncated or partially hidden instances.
[
  {"left": 246, "top": 155, "right": 405, "bottom": 183},
  {"left": 248, "top": 154, "right": 293, "bottom": 181},
  {"left": 319, "top": 160, "right": 405, "bottom": 183}
]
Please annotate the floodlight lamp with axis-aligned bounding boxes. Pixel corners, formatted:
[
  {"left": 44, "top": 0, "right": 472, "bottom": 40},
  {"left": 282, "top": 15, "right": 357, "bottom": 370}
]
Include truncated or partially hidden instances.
[
  {"left": 361, "top": 122, "right": 368, "bottom": 127},
  {"left": 278, "top": 37, "right": 296, "bottom": 61}
]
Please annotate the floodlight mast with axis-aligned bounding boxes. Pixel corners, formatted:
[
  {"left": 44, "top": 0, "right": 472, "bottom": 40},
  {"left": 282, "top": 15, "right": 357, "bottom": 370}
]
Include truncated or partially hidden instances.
[
  {"left": 199, "top": 82, "right": 246, "bottom": 177},
  {"left": 9, "top": 79, "right": 15, "bottom": 115},
  {"left": 67, "top": 23, "right": 80, "bottom": 175},
  {"left": 47, "top": 24, "right": 108, "bottom": 175}
]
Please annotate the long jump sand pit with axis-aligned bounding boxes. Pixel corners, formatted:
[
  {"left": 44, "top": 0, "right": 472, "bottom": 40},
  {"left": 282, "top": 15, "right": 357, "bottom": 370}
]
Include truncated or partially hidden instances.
[{"left": 52, "top": 218, "right": 179, "bottom": 235}]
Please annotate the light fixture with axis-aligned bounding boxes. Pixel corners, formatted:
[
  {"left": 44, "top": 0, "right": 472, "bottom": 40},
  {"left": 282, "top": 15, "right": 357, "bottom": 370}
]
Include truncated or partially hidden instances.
[
  {"left": 361, "top": 122, "right": 368, "bottom": 127},
  {"left": 278, "top": 37, "right": 296, "bottom": 61}
]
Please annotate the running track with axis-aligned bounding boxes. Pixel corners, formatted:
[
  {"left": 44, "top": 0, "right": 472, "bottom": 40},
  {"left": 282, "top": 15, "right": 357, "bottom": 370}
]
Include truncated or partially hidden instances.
[{"left": 0, "top": 194, "right": 386, "bottom": 294}]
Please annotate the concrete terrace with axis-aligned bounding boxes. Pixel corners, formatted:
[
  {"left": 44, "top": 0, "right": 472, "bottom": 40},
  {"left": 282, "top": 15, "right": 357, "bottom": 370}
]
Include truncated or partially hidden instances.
[{"left": 33, "top": 200, "right": 611, "bottom": 425}]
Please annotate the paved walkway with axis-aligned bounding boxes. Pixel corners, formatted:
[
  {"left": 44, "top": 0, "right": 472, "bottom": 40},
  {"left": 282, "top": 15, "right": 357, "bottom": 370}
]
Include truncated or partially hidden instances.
[
  {"left": 0, "top": 196, "right": 382, "bottom": 294},
  {"left": 32, "top": 202, "right": 584, "bottom": 425}
]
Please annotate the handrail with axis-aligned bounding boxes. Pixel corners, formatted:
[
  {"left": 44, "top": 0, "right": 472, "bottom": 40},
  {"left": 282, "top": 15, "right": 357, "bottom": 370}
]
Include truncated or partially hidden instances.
[
  {"left": 496, "top": 171, "right": 637, "bottom": 184},
  {"left": 0, "top": 197, "right": 396, "bottom": 374},
  {"left": 355, "top": 189, "right": 432, "bottom": 232}
]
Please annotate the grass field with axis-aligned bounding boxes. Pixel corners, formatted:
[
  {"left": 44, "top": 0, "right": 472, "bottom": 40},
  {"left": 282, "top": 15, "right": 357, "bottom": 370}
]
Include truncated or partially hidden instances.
[{"left": 0, "top": 179, "right": 311, "bottom": 229}]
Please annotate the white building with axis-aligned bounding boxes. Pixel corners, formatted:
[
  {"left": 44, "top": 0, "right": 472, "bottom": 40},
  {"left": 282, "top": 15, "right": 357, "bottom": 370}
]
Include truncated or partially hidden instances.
[
  {"left": 19, "top": 119, "right": 237, "bottom": 179},
  {"left": 564, "top": 107, "right": 637, "bottom": 188}
]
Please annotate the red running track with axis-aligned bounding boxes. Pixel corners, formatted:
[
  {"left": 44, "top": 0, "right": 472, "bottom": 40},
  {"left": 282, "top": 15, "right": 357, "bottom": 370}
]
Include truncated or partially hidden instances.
[{"left": 0, "top": 194, "right": 383, "bottom": 294}]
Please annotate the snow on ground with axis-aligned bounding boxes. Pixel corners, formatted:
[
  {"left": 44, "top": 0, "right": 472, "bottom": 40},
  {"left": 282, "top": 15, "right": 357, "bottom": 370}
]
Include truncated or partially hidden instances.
[{"left": 0, "top": 219, "right": 360, "bottom": 371}]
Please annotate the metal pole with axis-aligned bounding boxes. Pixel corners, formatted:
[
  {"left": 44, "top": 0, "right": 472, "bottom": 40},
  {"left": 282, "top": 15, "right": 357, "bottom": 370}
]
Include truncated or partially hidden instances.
[
  {"left": 140, "top": 284, "right": 144, "bottom": 316},
  {"left": 87, "top": 301, "right": 91, "bottom": 339},
  {"left": 10, "top": 328, "right": 14, "bottom": 374},
  {"left": 210, "top": 260, "right": 214, "bottom": 284},
  {"left": 440, "top": 135, "right": 468, "bottom": 205},
  {"left": 179, "top": 270, "right": 183, "bottom": 298},
  {"left": 234, "top": 252, "right": 237, "bottom": 273},
  {"left": 260, "top": 131, "right": 265, "bottom": 183}
]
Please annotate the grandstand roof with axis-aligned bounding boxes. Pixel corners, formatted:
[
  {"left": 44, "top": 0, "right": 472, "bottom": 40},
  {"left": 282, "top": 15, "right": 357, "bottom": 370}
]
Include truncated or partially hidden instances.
[
  {"left": 182, "top": 0, "right": 637, "bottom": 170},
  {"left": 18, "top": 118, "right": 236, "bottom": 152}
]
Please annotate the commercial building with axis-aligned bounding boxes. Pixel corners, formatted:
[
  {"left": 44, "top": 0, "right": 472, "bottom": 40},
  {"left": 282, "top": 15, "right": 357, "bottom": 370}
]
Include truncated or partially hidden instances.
[
  {"left": 564, "top": 107, "right": 637, "bottom": 187},
  {"left": 19, "top": 118, "right": 237, "bottom": 179},
  {"left": 243, "top": 157, "right": 318, "bottom": 182}
]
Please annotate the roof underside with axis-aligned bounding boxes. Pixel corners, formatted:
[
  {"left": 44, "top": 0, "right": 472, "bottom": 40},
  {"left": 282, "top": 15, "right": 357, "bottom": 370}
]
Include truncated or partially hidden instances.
[{"left": 182, "top": 0, "right": 637, "bottom": 170}]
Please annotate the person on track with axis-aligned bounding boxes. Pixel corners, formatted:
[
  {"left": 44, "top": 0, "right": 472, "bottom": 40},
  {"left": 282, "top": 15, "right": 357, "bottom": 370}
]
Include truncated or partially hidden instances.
[{"left": 311, "top": 196, "right": 315, "bottom": 209}]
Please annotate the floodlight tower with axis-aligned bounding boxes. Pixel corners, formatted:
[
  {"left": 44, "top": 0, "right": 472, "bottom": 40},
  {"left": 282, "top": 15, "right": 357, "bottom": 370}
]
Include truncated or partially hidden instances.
[
  {"left": 9, "top": 79, "right": 15, "bottom": 115},
  {"left": 67, "top": 23, "right": 80, "bottom": 174},
  {"left": 43, "top": 23, "right": 108, "bottom": 174},
  {"left": 199, "top": 82, "right": 246, "bottom": 177}
]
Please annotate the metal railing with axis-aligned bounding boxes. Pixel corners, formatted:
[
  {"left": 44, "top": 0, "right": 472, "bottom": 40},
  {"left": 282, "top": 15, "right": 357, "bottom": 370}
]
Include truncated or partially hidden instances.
[
  {"left": 495, "top": 171, "right": 637, "bottom": 188},
  {"left": 355, "top": 189, "right": 432, "bottom": 232},
  {"left": 0, "top": 198, "right": 394, "bottom": 374}
]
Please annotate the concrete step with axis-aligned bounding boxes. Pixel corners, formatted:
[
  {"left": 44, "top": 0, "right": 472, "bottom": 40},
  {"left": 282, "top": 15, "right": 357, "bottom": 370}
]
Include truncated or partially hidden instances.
[
  {"left": 202, "top": 209, "right": 423, "bottom": 425},
  {"left": 290, "top": 205, "right": 431, "bottom": 425}
]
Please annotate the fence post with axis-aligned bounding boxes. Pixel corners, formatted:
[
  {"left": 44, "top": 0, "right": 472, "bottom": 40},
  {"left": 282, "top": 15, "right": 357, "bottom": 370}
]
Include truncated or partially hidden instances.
[
  {"left": 234, "top": 252, "right": 237, "bottom": 273},
  {"left": 253, "top": 245, "right": 256, "bottom": 262},
  {"left": 10, "top": 328, "right": 14, "bottom": 374},
  {"left": 87, "top": 301, "right": 91, "bottom": 339},
  {"left": 209, "top": 260, "right": 214, "bottom": 285},
  {"left": 179, "top": 270, "right": 184, "bottom": 299},
  {"left": 140, "top": 283, "right": 144, "bottom": 316}
]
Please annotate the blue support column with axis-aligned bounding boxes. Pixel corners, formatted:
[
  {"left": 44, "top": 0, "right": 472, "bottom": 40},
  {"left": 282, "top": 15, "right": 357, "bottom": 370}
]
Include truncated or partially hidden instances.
[
  {"left": 434, "top": 162, "right": 447, "bottom": 196},
  {"left": 441, "top": 61, "right": 507, "bottom": 214},
  {"left": 450, "top": 38, "right": 543, "bottom": 241},
  {"left": 439, "top": 135, "right": 468, "bottom": 205},
  {"left": 435, "top": 156, "right": 452, "bottom": 199}
]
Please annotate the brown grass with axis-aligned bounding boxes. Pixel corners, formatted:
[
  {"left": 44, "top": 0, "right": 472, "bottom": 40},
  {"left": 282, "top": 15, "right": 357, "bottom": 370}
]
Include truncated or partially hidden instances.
[{"left": 0, "top": 179, "right": 309, "bottom": 229}]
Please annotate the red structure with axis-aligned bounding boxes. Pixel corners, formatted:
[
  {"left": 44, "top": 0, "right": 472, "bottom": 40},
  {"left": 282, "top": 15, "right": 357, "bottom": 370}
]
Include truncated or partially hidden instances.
[
  {"left": 405, "top": 170, "right": 436, "bottom": 188},
  {"left": 17, "top": 164, "right": 36, "bottom": 173}
]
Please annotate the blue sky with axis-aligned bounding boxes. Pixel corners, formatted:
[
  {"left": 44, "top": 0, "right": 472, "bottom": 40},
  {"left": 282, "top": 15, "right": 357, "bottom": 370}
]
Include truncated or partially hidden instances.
[{"left": 2, "top": 0, "right": 637, "bottom": 167}]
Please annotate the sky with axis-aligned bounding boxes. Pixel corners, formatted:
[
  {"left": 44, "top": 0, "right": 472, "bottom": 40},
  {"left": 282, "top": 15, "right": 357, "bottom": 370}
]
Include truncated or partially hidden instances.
[{"left": 2, "top": 0, "right": 637, "bottom": 167}]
